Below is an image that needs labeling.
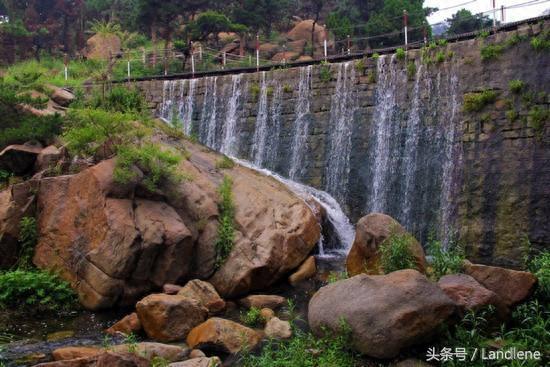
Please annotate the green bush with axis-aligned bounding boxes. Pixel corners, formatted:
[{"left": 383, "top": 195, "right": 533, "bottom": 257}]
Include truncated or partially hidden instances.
[
  {"left": 509, "top": 79, "right": 525, "bottom": 94},
  {"left": 90, "top": 87, "right": 147, "bottom": 114},
  {"left": 327, "top": 271, "right": 349, "bottom": 284},
  {"left": 114, "top": 143, "right": 184, "bottom": 192},
  {"left": 0, "top": 270, "right": 76, "bottom": 313},
  {"left": 16, "top": 217, "right": 37, "bottom": 270},
  {"left": 0, "top": 114, "right": 62, "bottom": 151},
  {"left": 530, "top": 32, "right": 550, "bottom": 51},
  {"left": 395, "top": 47, "right": 406, "bottom": 60},
  {"left": 215, "top": 175, "right": 235, "bottom": 268},
  {"left": 62, "top": 108, "right": 135, "bottom": 157},
  {"left": 436, "top": 51, "right": 445, "bottom": 63},
  {"left": 216, "top": 155, "right": 235, "bottom": 169},
  {"left": 506, "top": 109, "right": 519, "bottom": 122},
  {"left": 527, "top": 106, "right": 548, "bottom": 140},
  {"left": 371, "top": 52, "right": 380, "bottom": 59},
  {"left": 427, "top": 236, "right": 464, "bottom": 280},
  {"left": 463, "top": 90, "right": 498, "bottom": 112},
  {"left": 407, "top": 61, "right": 416, "bottom": 80},
  {"left": 379, "top": 232, "right": 418, "bottom": 273},
  {"left": 319, "top": 64, "right": 331, "bottom": 83},
  {"left": 354, "top": 59, "right": 365, "bottom": 74},
  {"left": 529, "top": 251, "right": 550, "bottom": 300},
  {"left": 480, "top": 44, "right": 504, "bottom": 60},
  {"left": 240, "top": 307, "right": 263, "bottom": 327},
  {"left": 239, "top": 319, "right": 358, "bottom": 367}
]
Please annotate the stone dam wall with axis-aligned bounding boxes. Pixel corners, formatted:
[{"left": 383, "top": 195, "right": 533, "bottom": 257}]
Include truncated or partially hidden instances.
[{"left": 132, "top": 20, "right": 550, "bottom": 268}]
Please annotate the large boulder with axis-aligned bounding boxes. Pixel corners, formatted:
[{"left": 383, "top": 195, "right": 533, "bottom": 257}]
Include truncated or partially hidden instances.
[
  {"left": 186, "top": 318, "right": 262, "bottom": 354},
  {"left": 53, "top": 343, "right": 189, "bottom": 363},
  {"left": 84, "top": 34, "right": 121, "bottom": 60},
  {"left": 287, "top": 20, "right": 327, "bottom": 46},
  {"left": 177, "top": 279, "right": 226, "bottom": 314},
  {"left": 49, "top": 86, "right": 75, "bottom": 107},
  {"left": 438, "top": 274, "right": 503, "bottom": 314},
  {"left": 271, "top": 51, "right": 300, "bottom": 62},
  {"left": 308, "top": 269, "right": 456, "bottom": 359},
  {"left": 0, "top": 144, "right": 43, "bottom": 175},
  {"left": 0, "top": 180, "right": 37, "bottom": 269},
  {"left": 35, "top": 145, "right": 62, "bottom": 172},
  {"left": 463, "top": 261, "right": 537, "bottom": 307},
  {"left": 346, "top": 213, "right": 426, "bottom": 276},
  {"left": 136, "top": 293, "right": 208, "bottom": 342},
  {"left": 33, "top": 159, "right": 194, "bottom": 310}
]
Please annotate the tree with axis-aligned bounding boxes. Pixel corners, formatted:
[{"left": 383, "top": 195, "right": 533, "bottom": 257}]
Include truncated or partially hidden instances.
[
  {"left": 364, "top": 0, "right": 429, "bottom": 49},
  {"left": 446, "top": 9, "right": 493, "bottom": 36},
  {"left": 231, "top": 0, "right": 291, "bottom": 37},
  {"left": 186, "top": 10, "right": 247, "bottom": 44},
  {"left": 303, "top": 0, "right": 325, "bottom": 57},
  {"left": 85, "top": 0, "right": 141, "bottom": 31}
]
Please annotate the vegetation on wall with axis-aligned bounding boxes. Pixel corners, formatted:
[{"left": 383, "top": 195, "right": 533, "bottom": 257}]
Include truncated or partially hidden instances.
[
  {"left": 379, "top": 232, "right": 418, "bottom": 273},
  {"left": 463, "top": 90, "right": 498, "bottom": 112}
]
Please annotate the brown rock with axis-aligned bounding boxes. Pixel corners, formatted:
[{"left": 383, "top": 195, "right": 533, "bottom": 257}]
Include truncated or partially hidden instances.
[
  {"left": 33, "top": 159, "right": 193, "bottom": 310},
  {"left": 49, "top": 86, "right": 75, "bottom": 107},
  {"left": 264, "top": 317, "right": 292, "bottom": 339},
  {"left": 168, "top": 357, "right": 221, "bottom": 367},
  {"left": 35, "top": 145, "right": 62, "bottom": 171},
  {"left": 259, "top": 43, "right": 279, "bottom": 58},
  {"left": 111, "top": 342, "right": 189, "bottom": 362},
  {"left": 163, "top": 283, "right": 183, "bottom": 295},
  {"left": 346, "top": 213, "right": 426, "bottom": 276},
  {"left": 288, "top": 256, "right": 316, "bottom": 285},
  {"left": 308, "top": 269, "right": 456, "bottom": 359},
  {"left": 96, "top": 352, "right": 149, "bottom": 367},
  {"left": 189, "top": 349, "right": 206, "bottom": 359},
  {"left": 239, "top": 295, "right": 286, "bottom": 310},
  {"left": 136, "top": 293, "right": 208, "bottom": 342},
  {"left": 186, "top": 318, "right": 261, "bottom": 354},
  {"left": 85, "top": 34, "right": 121, "bottom": 60},
  {"left": 178, "top": 279, "right": 225, "bottom": 314},
  {"left": 52, "top": 346, "right": 101, "bottom": 361},
  {"left": 271, "top": 51, "right": 300, "bottom": 62},
  {"left": 260, "top": 308, "right": 275, "bottom": 321},
  {"left": 438, "top": 274, "right": 502, "bottom": 313},
  {"left": 0, "top": 180, "right": 37, "bottom": 269},
  {"left": 105, "top": 312, "right": 142, "bottom": 336},
  {"left": 288, "top": 39, "right": 307, "bottom": 54},
  {"left": 463, "top": 261, "right": 537, "bottom": 307},
  {"left": 296, "top": 55, "right": 314, "bottom": 62},
  {"left": 0, "top": 144, "right": 42, "bottom": 175},
  {"left": 392, "top": 358, "right": 433, "bottom": 367},
  {"left": 287, "top": 20, "right": 327, "bottom": 46}
]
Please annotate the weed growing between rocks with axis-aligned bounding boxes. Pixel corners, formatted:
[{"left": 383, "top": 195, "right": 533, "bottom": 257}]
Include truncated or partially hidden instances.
[
  {"left": 216, "top": 155, "right": 235, "bottom": 169},
  {"left": 396, "top": 48, "right": 406, "bottom": 61},
  {"left": 238, "top": 319, "right": 360, "bottom": 367},
  {"left": 509, "top": 79, "right": 525, "bottom": 94},
  {"left": 319, "top": 63, "right": 332, "bottom": 83},
  {"left": 240, "top": 307, "right": 263, "bottom": 327},
  {"left": 215, "top": 175, "right": 235, "bottom": 269},
  {"left": 15, "top": 216, "right": 37, "bottom": 270},
  {"left": 426, "top": 235, "right": 465, "bottom": 280},
  {"left": 528, "top": 252, "right": 550, "bottom": 301},
  {"left": 379, "top": 232, "right": 418, "bottom": 273}
]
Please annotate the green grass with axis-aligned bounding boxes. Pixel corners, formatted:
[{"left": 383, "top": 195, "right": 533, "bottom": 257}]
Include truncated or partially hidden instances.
[
  {"left": 114, "top": 143, "right": 185, "bottom": 192},
  {"left": 527, "top": 106, "right": 548, "bottom": 141},
  {"left": 240, "top": 307, "right": 263, "bottom": 327},
  {"left": 463, "top": 90, "right": 498, "bottom": 112},
  {"left": 215, "top": 175, "right": 235, "bottom": 268},
  {"left": 436, "top": 51, "right": 446, "bottom": 63},
  {"left": 238, "top": 320, "right": 359, "bottom": 367},
  {"left": 0, "top": 270, "right": 77, "bottom": 313},
  {"left": 395, "top": 47, "right": 406, "bottom": 60},
  {"left": 480, "top": 44, "right": 504, "bottom": 60},
  {"left": 528, "top": 252, "right": 550, "bottom": 301},
  {"left": 426, "top": 235, "right": 464, "bottom": 280},
  {"left": 327, "top": 271, "right": 349, "bottom": 284},
  {"left": 216, "top": 155, "right": 235, "bottom": 169},
  {"left": 319, "top": 64, "right": 331, "bottom": 83},
  {"left": 379, "top": 231, "right": 418, "bottom": 273},
  {"left": 509, "top": 79, "right": 525, "bottom": 94}
]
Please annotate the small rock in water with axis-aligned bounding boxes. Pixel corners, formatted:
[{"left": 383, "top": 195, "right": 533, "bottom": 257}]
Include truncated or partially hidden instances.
[
  {"left": 288, "top": 256, "right": 317, "bottom": 286},
  {"left": 106, "top": 312, "right": 142, "bottom": 336}
]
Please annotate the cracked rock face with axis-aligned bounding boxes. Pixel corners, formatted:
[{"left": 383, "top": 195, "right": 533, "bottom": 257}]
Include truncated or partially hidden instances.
[{"left": 32, "top": 140, "right": 320, "bottom": 309}]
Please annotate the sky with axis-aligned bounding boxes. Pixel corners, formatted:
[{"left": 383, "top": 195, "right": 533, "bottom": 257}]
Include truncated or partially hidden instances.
[{"left": 426, "top": 0, "right": 550, "bottom": 25}]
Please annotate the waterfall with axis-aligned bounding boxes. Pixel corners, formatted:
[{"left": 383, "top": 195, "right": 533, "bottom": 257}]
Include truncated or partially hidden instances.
[
  {"left": 182, "top": 79, "right": 197, "bottom": 135},
  {"left": 400, "top": 63, "right": 424, "bottom": 227},
  {"left": 220, "top": 74, "right": 243, "bottom": 155},
  {"left": 200, "top": 76, "right": 219, "bottom": 149},
  {"left": 159, "top": 80, "right": 176, "bottom": 122},
  {"left": 368, "top": 55, "right": 403, "bottom": 212},
  {"left": 158, "top": 79, "right": 196, "bottom": 134},
  {"left": 251, "top": 72, "right": 269, "bottom": 165},
  {"left": 325, "top": 61, "right": 358, "bottom": 203},
  {"left": 289, "top": 65, "right": 312, "bottom": 180}
]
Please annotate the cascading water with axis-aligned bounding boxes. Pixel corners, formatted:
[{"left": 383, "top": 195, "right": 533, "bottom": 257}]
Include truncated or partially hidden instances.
[
  {"left": 220, "top": 74, "right": 243, "bottom": 155},
  {"left": 158, "top": 79, "right": 197, "bottom": 134},
  {"left": 251, "top": 72, "right": 270, "bottom": 165},
  {"left": 289, "top": 65, "right": 312, "bottom": 180},
  {"left": 200, "top": 76, "right": 219, "bottom": 149},
  {"left": 325, "top": 61, "right": 358, "bottom": 203}
]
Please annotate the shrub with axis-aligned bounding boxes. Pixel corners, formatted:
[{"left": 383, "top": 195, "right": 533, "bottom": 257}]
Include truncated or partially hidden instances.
[
  {"left": 282, "top": 84, "right": 293, "bottom": 93},
  {"left": 506, "top": 109, "right": 518, "bottom": 122},
  {"left": 215, "top": 175, "right": 235, "bottom": 268},
  {"left": 529, "top": 251, "right": 550, "bottom": 300},
  {"left": 379, "top": 232, "right": 418, "bottom": 273},
  {"left": 239, "top": 319, "right": 358, "bottom": 367},
  {"left": 16, "top": 217, "right": 37, "bottom": 270},
  {"left": 480, "top": 44, "right": 504, "bottom": 60},
  {"left": 240, "top": 307, "right": 263, "bottom": 327},
  {"left": 0, "top": 114, "right": 62, "bottom": 151},
  {"left": 395, "top": 47, "right": 406, "bottom": 60},
  {"left": 63, "top": 108, "right": 135, "bottom": 157},
  {"left": 509, "top": 79, "right": 525, "bottom": 94},
  {"left": 0, "top": 270, "right": 76, "bottom": 313},
  {"left": 463, "top": 90, "right": 498, "bottom": 112},
  {"left": 503, "top": 300, "right": 549, "bottom": 356},
  {"left": 114, "top": 143, "right": 184, "bottom": 192},
  {"left": 436, "top": 51, "right": 445, "bottom": 63},
  {"left": 250, "top": 83, "right": 260, "bottom": 100},
  {"left": 354, "top": 59, "right": 365, "bottom": 74},
  {"left": 319, "top": 64, "right": 331, "bottom": 83},
  {"left": 407, "top": 61, "right": 416, "bottom": 80},
  {"left": 90, "top": 87, "right": 147, "bottom": 114},
  {"left": 371, "top": 52, "right": 380, "bottom": 59},
  {"left": 530, "top": 32, "right": 550, "bottom": 51},
  {"left": 527, "top": 106, "right": 548, "bottom": 140},
  {"left": 216, "top": 155, "right": 235, "bottom": 169},
  {"left": 426, "top": 236, "right": 464, "bottom": 280}
]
